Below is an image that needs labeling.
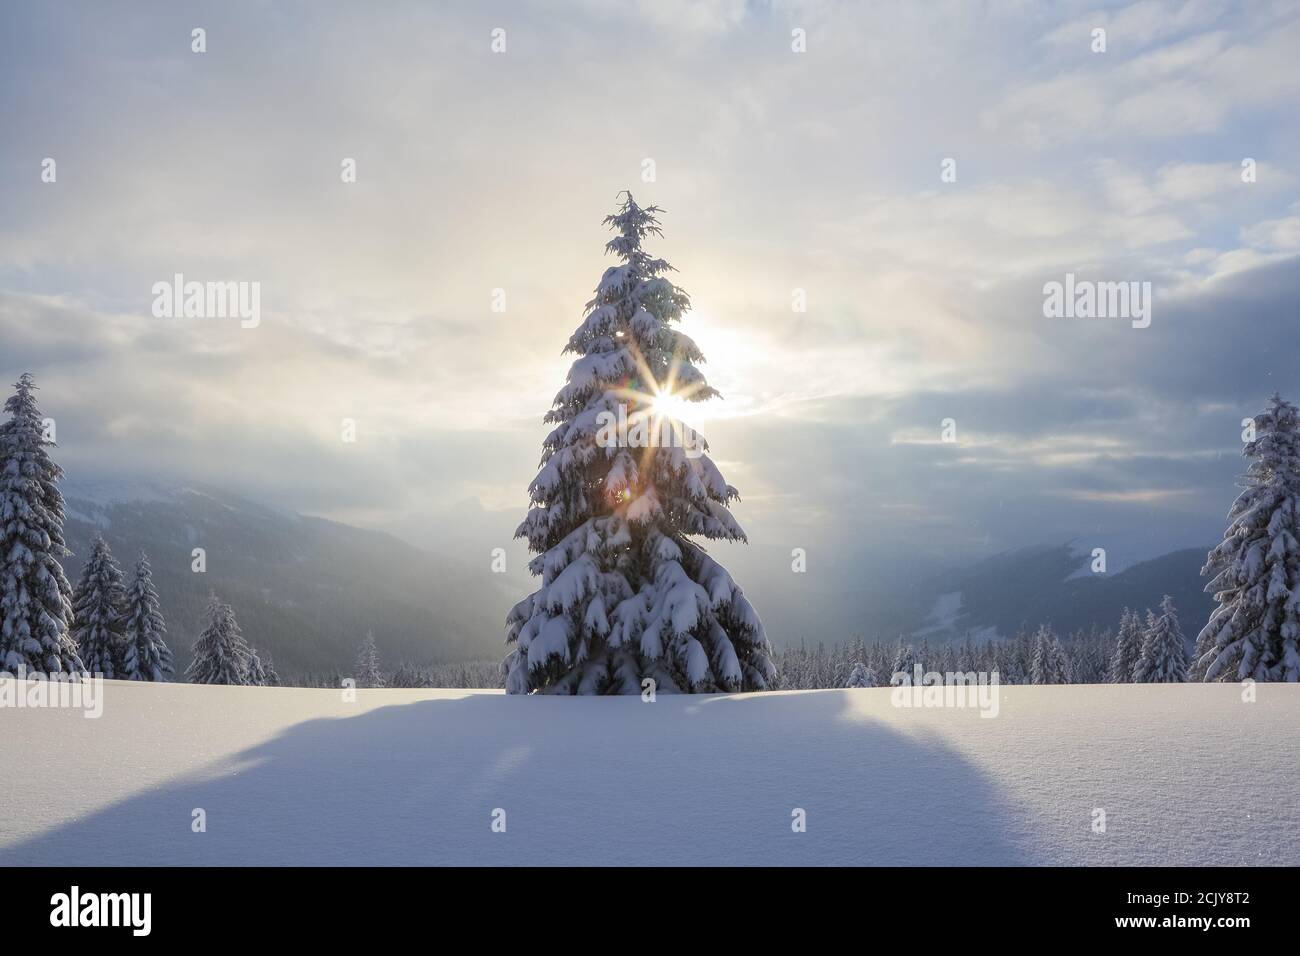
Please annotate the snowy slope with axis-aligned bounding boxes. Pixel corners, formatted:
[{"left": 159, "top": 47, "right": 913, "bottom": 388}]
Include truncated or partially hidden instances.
[
  {"left": 57, "top": 481, "right": 517, "bottom": 672},
  {"left": 1, "top": 680, "right": 1295, "bottom": 866}
]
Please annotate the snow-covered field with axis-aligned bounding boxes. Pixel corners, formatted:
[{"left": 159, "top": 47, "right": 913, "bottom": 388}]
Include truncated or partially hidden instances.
[{"left": 1, "top": 679, "right": 1296, "bottom": 866}]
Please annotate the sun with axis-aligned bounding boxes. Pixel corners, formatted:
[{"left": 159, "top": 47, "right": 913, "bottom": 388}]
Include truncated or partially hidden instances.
[{"left": 650, "top": 388, "right": 691, "bottom": 423}]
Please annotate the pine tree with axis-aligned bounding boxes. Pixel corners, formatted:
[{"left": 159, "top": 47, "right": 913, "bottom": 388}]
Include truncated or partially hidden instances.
[
  {"left": 844, "top": 661, "right": 877, "bottom": 688},
  {"left": 995, "top": 641, "right": 1024, "bottom": 684},
  {"left": 70, "top": 533, "right": 128, "bottom": 678},
  {"left": 0, "top": 373, "right": 80, "bottom": 674},
  {"left": 1133, "top": 595, "right": 1188, "bottom": 683},
  {"left": 355, "top": 631, "right": 384, "bottom": 688},
  {"left": 1108, "top": 608, "right": 1143, "bottom": 683},
  {"left": 890, "top": 639, "right": 918, "bottom": 683},
  {"left": 119, "top": 552, "right": 173, "bottom": 681},
  {"left": 1030, "top": 625, "right": 1067, "bottom": 684},
  {"left": 186, "top": 594, "right": 250, "bottom": 685},
  {"left": 1197, "top": 393, "right": 1300, "bottom": 682},
  {"left": 958, "top": 636, "right": 977, "bottom": 672},
  {"left": 261, "top": 652, "right": 281, "bottom": 687},
  {"left": 246, "top": 647, "right": 268, "bottom": 686},
  {"left": 504, "top": 193, "right": 775, "bottom": 695},
  {"left": 1188, "top": 622, "right": 1214, "bottom": 682}
]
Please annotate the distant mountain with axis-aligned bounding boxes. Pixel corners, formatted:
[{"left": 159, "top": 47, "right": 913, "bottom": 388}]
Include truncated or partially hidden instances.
[
  {"left": 55, "top": 481, "right": 1217, "bottom": 673},
  {"left": 909, "top": 543, "right": 1216, "bottom": 642},
  {"left": 60, "top": 481, "right": 515, "bottom": 677}
]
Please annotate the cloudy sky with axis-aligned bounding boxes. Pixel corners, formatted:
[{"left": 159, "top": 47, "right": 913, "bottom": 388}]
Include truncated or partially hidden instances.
[{"left": 3, "top": 0, "right": 1300, "bottom": 636}]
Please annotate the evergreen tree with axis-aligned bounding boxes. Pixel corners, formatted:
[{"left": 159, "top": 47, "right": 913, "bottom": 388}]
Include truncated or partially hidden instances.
[
  {"left": 260, "top": 651, "right": 281, "bottom": 687},
  {"left": 119, "top": 552, "right": 173, "bottom": 681},
  {"left": 355, "top": 631, "right": 384, "bottom": 688},
  {"left": 504, "top": 193, "right": 775, "bottom": 695},
  {"left": 987, "top": 639, "right": 1019, "bottom": 686},
  {"left": 70, "top": 533, "right": 128, "bottom": 678},
  {"left": 1108, "top": 608, "right": 1143, "bottom": 683},
  {"left": 1030, "top": 625, "right": 1067, "bottom": 684},
  {"left": 870, "top": 640, "right": 891, "bottom": 679},
  {"left": 186, "top": 594, "right": 250, "bottom": 685},
  {"left": 958, "top": 636, "right": 977, "bottom": 672},
  {"left": 1188, "top": 621, "right": 1214, "bottom": 682},
  {"left": 890, "top": 639, "right": 918, "bottom": 683},
  {"left": 1133, "top": 595, "right": 1188, "bottom": 683},
  {"left": 1198, "top": 393, "right": 1300, "bottom": 682},
  {"left": 246, "top": 647, "right": 268, "bottom": 686},
  {"left": 844, "top": 661, "right": 877, "bottom": 688},
  {"left": 0, "top": 373, "right": 80, "bottom": 673}
]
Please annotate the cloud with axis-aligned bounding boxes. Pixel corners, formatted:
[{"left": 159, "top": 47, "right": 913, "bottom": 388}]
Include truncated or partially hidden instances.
[{"left": 1, "top": 0, "right": 1298, "bottom": 630}]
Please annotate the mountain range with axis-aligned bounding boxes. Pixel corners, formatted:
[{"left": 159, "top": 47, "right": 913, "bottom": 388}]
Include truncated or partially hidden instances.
[
  {"left": 60, "top": 481, "right": 516, "bottom": 676},
  {"left": 57, "top": 481, "right": 1218, "bottom": 676}
]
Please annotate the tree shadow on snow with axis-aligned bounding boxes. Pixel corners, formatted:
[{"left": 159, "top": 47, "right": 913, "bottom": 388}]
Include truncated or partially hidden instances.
[{"left": 1, "top": 689, "right": 1044, "bottom": 865}]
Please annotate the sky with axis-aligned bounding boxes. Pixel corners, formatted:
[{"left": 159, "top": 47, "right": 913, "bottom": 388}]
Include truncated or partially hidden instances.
[{"left": 3, "top": 0, "right": 1300, "bottom": 639}]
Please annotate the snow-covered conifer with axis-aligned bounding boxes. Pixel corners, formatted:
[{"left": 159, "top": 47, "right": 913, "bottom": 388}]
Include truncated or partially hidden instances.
[
  {"left": 355, "top": 631, "right": 384, "bottom": 688},
  {"left": 844, "top": 661, "right": 877, "bottom": 688},
  {"left": 994, "top": 642, "right": 1022, "bottom": 684},
  {"left": 504, "top": 194, "right": 775, "bottom": 694},
  {"left": 1030, "top": 626, "right": 1067, "bottom": 684},
  {"left": 118, "top": 552, "right": 172, "bottom": 681},
  {"left": 260, "top": 652, "right": 281, "bottom": 687},
  {"left": 0, "top": 373, "right": 80, "bottom": 673},
  {"left": 890, "top": 640, "right": 918, "bottom": 683},
  {"left": 246, "top": 647, "right": 268, "bottom": 686},
  {"left": 1132, "top": 595, "right": 1188, "bottom": 683},
  {"left": 1188, "top": 624, "right": 1214, "bottom": 682},
  {"left": 958, "top": 637, "right": 977, "bottom": 672},
  {"left": 1108, "top": 608, "right": 1143, "bottom": 683},
  {"left": 1197, "top": 393, "right": 1300, "bottom": 682},
  {"left": 186, "top": 593, "right": 251, "bottom": 685},
  {"left": 70, "top": 533, "right": 128, "bottom": 678}
]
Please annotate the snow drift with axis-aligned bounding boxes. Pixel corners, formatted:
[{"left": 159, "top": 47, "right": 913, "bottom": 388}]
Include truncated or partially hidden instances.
[{"left": 1, "top": 679, "right": 1295, "bottom": 865}]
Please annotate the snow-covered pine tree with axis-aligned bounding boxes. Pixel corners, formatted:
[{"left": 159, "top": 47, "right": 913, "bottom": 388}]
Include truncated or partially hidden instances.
[
  {"left": 844, "top": 661, "right": 877, "bottom": 688},
  {"left": 70, "top": 533, "right": 128, "bottom": 678},
  {"left": 1188, "top": 623, "right": 1214, "bottom": 682},
  {"left": 186, "top": 593, "right": 251, "bottom": 685},
  {"left": 1107, "top": 608, "right": 1143, "bottom": 683},
  {"left": 890, "top": 639, "right": 918, "bottom": 684},
  {"left": 503, "top": 193, "right": 775, "bottom": 695},
  {"left": 870, "top": 640, "right": 892, "bottom": 678},
  {"left": 0, "top": 373, "right": 81, "bottom": 674},
  {"left": 355, "top": 631, "right": 384, "bottom": 688},
  {"left": 1132, "top": 594, "right": 1188, "bottom": 683},
  {"left": 993, "top": 641, "right": 1021, "bottom": 684},
  {"left": 118, "top": 552, "right": 173, "bottom": 681},
  {"left": 246, "top": 647, "right": 268, "bottom": 686},
  {"left": 260, "top": 652, "right": 281, "bottom": 687},
  {"left": 1030, "top": 625, "right": 1067, "bottom": 684},
  {"left": 958, "top": 636, "right": 977, "bottom": 672},
  {"left": 1197, "top": 393, "right": 1300, "bottom": 682}
]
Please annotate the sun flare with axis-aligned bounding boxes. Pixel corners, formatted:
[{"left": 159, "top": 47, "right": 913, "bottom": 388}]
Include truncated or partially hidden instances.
[{"left": 650, "top": 388, "right": 691, "bottom": 423}]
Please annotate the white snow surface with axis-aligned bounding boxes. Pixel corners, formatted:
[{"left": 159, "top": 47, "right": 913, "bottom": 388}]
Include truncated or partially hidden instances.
[{"left": 1, "top": 680, "right": 1296, "bottom": 866}]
